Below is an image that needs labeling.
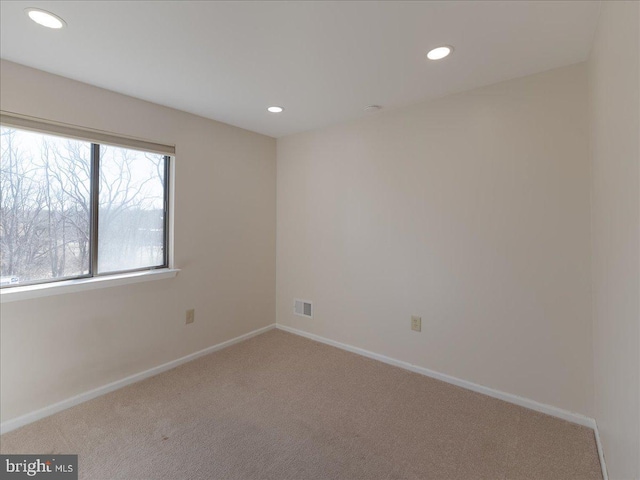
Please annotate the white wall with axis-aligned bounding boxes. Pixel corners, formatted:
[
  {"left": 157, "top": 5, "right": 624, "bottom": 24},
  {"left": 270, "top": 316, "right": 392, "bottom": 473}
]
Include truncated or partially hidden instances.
[
  {"left": 588, "top": 1, "right": 640, "bottom": 479},
  {"left": 277, "top": 63, "right": 593, "bottom": 416},
  {"left": 0, "top": 60, "right": 276, "bottom": 422}
]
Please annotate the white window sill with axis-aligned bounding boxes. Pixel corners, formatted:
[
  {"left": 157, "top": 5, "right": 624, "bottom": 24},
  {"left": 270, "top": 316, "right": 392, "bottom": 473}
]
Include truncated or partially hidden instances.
[{"left": 0, "top": 269, "right": 180, "bottom": 303}]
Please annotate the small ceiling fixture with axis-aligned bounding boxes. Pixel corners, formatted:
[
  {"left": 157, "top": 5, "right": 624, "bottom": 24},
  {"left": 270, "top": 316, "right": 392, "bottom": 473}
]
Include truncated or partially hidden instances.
[
  {"left": 267, "top": 106, "right": 284, "bottom": 113},
  {"left": 25, "top": 8, "right": 66, "bottom": 29},
  {"left": 364, "top": 105, "right": 382, "bottom": 112},
  {"left": 427, "top": 46, "right": 453, "bottom": 60}
]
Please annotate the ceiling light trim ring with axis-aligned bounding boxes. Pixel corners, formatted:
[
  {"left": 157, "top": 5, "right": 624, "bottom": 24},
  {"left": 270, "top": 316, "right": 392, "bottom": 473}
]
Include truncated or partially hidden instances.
[{"left": 25, "top": 8, "right": 66, "bottom": 29}]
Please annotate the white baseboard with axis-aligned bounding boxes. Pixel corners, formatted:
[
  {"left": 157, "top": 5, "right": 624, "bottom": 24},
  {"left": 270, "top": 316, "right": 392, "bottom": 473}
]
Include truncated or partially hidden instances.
[
  {"left": 593, "top": 420, "right": 609, "bottom": 480},
  {"left": 0, "top": 320, "right": 608, "bottom": 480},
  {"left": 276, "top": 324, "right": 608, "bottom": 479},
  {"left": 0, "top": 323, "right": 276, "bottom": 435}
]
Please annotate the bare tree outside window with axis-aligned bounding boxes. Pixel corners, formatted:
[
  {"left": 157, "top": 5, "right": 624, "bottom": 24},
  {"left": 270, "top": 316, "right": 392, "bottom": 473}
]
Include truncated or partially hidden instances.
[
  {"left": 98, "top": 146, "right": 166, "bottom": 273},
  {"left": 0, "top": 126, "right": 169, "bottom": 288},
  {"left": 0, "top": 128, "right": 91, "bottom": 285}
]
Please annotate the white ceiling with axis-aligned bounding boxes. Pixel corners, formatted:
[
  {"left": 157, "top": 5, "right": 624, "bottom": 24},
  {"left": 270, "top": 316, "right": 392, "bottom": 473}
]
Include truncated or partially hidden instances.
[{"left": 0, "top": 1, "right": 600, "bottom": 138}]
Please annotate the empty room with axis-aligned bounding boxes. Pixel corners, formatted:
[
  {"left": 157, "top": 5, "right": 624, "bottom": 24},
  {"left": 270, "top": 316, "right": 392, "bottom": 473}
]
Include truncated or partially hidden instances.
[{"left": 0, "top": 1, "right": 638, "bottom": 479}]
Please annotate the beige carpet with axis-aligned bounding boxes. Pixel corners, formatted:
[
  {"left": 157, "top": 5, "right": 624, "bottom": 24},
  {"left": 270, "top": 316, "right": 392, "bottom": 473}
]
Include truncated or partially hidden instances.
[{"left": 1, "top": 329, "right": 602, "bottom": 480}]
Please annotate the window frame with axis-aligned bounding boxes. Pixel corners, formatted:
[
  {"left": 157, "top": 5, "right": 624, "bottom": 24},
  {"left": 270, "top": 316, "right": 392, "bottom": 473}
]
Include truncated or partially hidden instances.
[{"left": 0, "top": 124, "right": 172, "bottom": 289}]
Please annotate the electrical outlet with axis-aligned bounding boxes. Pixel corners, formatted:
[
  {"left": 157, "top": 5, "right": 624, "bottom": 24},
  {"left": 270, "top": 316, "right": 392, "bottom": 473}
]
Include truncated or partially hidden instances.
[
  {"left": 411, "top": 315, "right": 421, "bottom": 332},
  {"left": 186, "top": 309, "right": 195, "bottom": 324}
]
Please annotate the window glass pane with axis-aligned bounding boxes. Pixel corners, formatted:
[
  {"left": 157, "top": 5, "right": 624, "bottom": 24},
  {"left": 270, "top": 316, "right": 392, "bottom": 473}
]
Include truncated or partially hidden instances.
[
  {"left": 98, "top": 146, "right": 166, "bottom": 273},
  {"left": 0, "top": 127, "right": 91, "bottom": 286}
]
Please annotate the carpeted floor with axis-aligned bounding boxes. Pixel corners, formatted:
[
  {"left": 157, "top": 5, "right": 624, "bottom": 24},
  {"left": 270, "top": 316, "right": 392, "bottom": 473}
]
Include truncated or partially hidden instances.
[{"left": 0, "top": 329, "right": 602, "bottom": 480}]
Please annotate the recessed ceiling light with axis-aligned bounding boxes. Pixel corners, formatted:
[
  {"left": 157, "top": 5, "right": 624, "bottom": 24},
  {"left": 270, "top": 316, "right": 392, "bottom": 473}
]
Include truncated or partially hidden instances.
[
  {"left": 267, "top": 106, "right": 284, "bottom": 113},
  {"left": 25, "top": 8, "right": 66, "bottom": 29},
  {"left": 427, "top": 46, "right": 453, "bottom": 60}
]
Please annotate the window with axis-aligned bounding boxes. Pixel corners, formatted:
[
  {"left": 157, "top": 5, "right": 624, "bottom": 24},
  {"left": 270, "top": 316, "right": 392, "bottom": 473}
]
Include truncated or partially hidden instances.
[{"left": 0, "top": 126, "right": 170, "bottom": 288}]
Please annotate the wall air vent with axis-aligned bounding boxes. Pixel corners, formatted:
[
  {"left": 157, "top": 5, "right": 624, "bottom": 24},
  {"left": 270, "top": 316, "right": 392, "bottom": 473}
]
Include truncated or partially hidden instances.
[{"left": 294, "top": 299, "right": 313, "bottom": 319}]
